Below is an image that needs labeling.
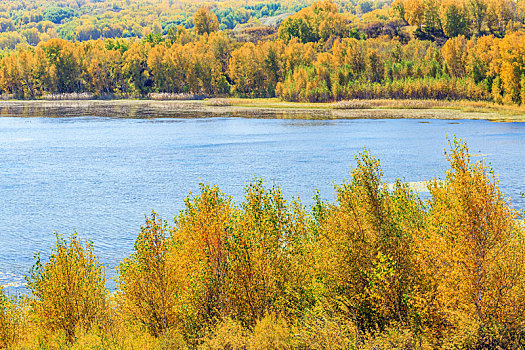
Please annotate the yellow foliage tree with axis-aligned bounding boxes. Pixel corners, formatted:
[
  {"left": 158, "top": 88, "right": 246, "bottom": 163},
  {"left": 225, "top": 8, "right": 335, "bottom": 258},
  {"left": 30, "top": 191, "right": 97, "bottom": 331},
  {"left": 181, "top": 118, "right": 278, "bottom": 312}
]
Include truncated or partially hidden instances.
[
  {"left": 193, "top": 7, "right": 219, "bottom": 36},
  {"left": 0, "top": 287, "right": 19, "bottom": 348},
  {"left": 420, "top": 138, "right": 525, "bottom": 347},
  {"left": 26, "top": 234, "right": 107, "bottom": 343},
  {"left": 171, "top": 184, "right": 235, "bottom": 340},
  {"left": 228, "top": 180, "right": 311, "bottom": 326},
  {"left": 316, "top": 150, "right": 427, "bottom": 334},
  {"left": 117, "top": 213, "right": 184, "bottom": 337},
  {"left": 441, "top": 35, "right": 468, "bottom": 77}
]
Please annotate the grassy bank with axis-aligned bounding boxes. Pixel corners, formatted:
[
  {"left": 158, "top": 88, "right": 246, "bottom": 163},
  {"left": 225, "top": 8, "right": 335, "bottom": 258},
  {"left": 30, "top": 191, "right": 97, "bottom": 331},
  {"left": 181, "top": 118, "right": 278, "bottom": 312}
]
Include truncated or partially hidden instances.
[{"left": 1, "top": 98, "right": 525, "bottom": 121}]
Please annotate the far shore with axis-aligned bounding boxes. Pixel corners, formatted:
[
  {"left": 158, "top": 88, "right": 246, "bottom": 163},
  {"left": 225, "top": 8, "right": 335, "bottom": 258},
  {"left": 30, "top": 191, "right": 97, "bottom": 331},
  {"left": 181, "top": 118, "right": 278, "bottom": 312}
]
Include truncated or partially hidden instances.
[{"left": 1, "top": 98, "right": 524, "bottom": 121}]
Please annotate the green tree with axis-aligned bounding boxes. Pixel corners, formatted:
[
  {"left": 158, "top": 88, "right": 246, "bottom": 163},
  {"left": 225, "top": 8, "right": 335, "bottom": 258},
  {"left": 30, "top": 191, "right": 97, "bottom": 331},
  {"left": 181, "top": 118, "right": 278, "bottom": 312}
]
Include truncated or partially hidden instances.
[{"left": 441, "top": 1, "right": 469, "bottom": 38}]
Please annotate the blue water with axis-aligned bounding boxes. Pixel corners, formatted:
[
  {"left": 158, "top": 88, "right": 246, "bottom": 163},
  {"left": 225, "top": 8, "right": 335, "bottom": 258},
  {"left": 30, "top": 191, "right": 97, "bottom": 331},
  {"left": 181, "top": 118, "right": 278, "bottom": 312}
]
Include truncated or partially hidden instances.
[{"left": 1, "top": 117, "right": 524, "bottom": 292}]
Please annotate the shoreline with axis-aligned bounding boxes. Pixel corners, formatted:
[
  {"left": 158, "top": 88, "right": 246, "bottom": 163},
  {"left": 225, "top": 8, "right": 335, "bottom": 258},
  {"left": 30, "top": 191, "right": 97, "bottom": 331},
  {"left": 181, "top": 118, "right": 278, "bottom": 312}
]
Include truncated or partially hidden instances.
[{"left": 1, "top": 98, "right": 524, "bottom": 121}]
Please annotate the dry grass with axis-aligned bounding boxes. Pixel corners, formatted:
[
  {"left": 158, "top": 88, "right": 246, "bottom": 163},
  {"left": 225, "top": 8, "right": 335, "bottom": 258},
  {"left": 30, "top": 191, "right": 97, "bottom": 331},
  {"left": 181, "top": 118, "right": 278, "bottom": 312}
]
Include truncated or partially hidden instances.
[
  {"left": 330, "top": 98, "right": 525, "bottom": 116},
  {"left": 148, "top": 92, "right": 207, "bottom": 100},
  {"left": 0, "top": 93, "right": 15, "bottom": 100},
  {"left": 332, "top": 98, "right": 462, "bottom": 110},
  {"left": 204, "top": 98, "right": 233, "bottom": 107},
  {"left": 0, "top": 98, "right": 524, "bottom": 121},
  {"left": 332, "top": 100, "right": 373, "bottom": 109},
  {"left": 2, "top": 94, "right": 525, "bottom": 117},
  {"left": 42, "top": 93, "right": 95, "bottom": 100}
]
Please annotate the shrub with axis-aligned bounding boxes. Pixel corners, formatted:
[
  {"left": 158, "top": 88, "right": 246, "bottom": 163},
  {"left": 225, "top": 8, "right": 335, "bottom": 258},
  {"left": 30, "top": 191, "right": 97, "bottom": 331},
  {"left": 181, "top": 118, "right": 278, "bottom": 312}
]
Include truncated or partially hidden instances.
[
  {"left": 292, "top": 302, "right": 358, "bottom": 349},
  {"left": 420, "top": 138, "right": 525, "bottom": 347},
  {"left": 248, "top": 314, "right": 292, "bottom": 350},
  {"left": 117, "top": 212, "right": 183, "bottom": 337},
  {"left": 26, "top": 233, "right": 107, "bottom": 342},
  {"left": 199, "top": 318, "right": 247, "bottom": 350},
  {"left": 0, "top": 287, "right": 19, "bottom": 348}
]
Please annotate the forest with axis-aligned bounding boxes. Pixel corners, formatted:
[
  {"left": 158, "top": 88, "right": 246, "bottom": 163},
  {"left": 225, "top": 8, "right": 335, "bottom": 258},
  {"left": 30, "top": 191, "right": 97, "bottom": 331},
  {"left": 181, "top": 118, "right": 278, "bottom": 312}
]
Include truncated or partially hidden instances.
[
  {"left": 0, "top": 0, "right": 525, "bottom": 105},
  {"left": 1, "top": 139, "right": 525, "bottom": 349}
]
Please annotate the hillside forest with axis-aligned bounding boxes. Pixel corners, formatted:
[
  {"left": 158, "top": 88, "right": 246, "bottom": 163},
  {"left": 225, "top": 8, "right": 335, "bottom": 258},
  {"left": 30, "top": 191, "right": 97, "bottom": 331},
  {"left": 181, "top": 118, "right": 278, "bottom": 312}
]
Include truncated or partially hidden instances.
[
  {"left": 0, "top": 0, "right": 525, "bottom": 105},
  {"left": 1, "top": 139, "right": 525, "bottom": 349}
]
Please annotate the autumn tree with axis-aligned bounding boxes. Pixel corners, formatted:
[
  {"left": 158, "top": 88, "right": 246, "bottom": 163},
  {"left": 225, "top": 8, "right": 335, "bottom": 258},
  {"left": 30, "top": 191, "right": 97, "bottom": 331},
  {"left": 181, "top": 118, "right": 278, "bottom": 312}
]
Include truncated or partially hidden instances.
[
  {"left": 468, "top": 0, "right": 488, "bottom": 35},
  {"left": 420, "top": 139, "right": 525, "bottom": 347},
  {"left": 0, "top": 287, "right": 19, "bottom": 348},
  {"left": 441, "top": 0, "right": 469, "bottom": 37},
  {"left": 402, "top": 0, "right": 426, "bottom": 29},
  {"left": 278, "top": 0, "right": 348, "bottom": 43},
  {"left": 486, "top": 0, "right": 514, "bottom": 37},
  {"left": 38, "top": 39, "right": 83, "bottom": 93},
  {"left": 316, "top": 150, "right": 428, "bottom": 334},
  {"left": 117, "top": 213, "right": 183, "bottom": 337},
  {"left": 26, "top": 234, "right": 107, "bottom": 342},
  {"left": 441, "top": 35, "right": 468, "bottom": 77},
  {"left": 122, "top": 41, "right": 152, "bottom": 96},
  {"left": 229, "top": 41, "right": 285, "bottom": 97},
  {"left": 227, "top": 180, "right": 312, "bottom": 326},
  {"left": 83, "top": 40, "right": 123, "bottom": 96},
  {"left": 193, "top": 7, "right": 219, "bottom": 36},
  {"left": 171, "top": 184, "right": 235, "bottom": 341},
  {"left": 496, "top": 32, "right": 525, "bottom": 104}
]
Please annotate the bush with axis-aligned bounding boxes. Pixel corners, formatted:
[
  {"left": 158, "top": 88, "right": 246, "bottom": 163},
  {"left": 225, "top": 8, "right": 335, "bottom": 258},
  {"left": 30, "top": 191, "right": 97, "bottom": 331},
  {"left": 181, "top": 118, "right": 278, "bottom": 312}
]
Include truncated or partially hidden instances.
[
  {"left": 292, "top": 303, "right": 358, "bottom": 349},
  {"left": 0, "top": 287, "right": 19, "bottom": 348},
  {"left": 248, "top": 314, "right": 292, "bottom": 350},
  {"left": 117, "top": 213, "right": 181, "bottom": 337},
  {"left": 26, "top": 233, "right": 107, "bottom": 342},
  {"left": 199, "top": 318, "right": 247, "bottom": 350}
]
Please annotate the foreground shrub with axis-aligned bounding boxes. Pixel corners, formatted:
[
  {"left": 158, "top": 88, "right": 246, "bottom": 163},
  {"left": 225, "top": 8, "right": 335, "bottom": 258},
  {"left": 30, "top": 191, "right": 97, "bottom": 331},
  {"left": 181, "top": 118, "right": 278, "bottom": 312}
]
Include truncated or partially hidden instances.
[
  {"left": 248, "top": 314, "right": 292, "bottom": 350},
  {"left": 0, "top": 287, "right": 19, "bottom": 348},
  {"left": 292, "top": 302, "right": 358, "bottom": 349},
  {"left": 26, "top": 233, "right": 107, "bottom": 343},
  {"left": 315, "top": 149, "right": 428, "bottom": 337},
  {"left": 227, "top": 180, "right": 313, "bottom": 327},
  {"left": 419, "top": 138, "right": 525, "bottom": 348},
  {"left": 199, "top": 318, "right": 247, "bottom": 350},
  {"left": 361, "top": 324, "right": 425, "bottom": 350},
  {"left": 199, "top": 314, "right": 291, "bottom": 350},
  {"left": 117, "top": 212, "right": 184, "bottom": 337}
]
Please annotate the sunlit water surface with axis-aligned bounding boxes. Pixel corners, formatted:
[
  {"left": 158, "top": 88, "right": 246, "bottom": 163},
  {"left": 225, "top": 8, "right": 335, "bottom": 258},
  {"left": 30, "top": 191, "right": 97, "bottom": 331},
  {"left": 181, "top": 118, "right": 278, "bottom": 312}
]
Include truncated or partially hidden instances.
[{"left": 1, "top": 117, "right": 524, "bottom": 292}]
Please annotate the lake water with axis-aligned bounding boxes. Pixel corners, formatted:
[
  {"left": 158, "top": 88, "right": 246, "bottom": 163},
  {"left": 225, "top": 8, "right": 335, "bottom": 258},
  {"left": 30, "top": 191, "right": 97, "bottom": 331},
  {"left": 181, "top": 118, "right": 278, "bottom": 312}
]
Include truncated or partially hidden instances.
[{"left": 1, "top": 116, "right": 524, "bottom": 292}]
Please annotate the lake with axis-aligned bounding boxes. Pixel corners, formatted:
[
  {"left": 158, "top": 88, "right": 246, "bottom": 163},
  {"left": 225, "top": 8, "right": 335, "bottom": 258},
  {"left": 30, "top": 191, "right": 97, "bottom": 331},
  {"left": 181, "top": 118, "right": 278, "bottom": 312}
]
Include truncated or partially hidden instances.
[{"left": 1, "top": 116, "right": 524, "bottom": 291}]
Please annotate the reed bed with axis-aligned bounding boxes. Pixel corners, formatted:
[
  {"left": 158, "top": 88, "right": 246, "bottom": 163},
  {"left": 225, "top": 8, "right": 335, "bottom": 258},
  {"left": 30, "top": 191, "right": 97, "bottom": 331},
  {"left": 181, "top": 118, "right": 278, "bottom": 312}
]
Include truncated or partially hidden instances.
[
  {"left": 41, "top": 93, "right": 95, "bottom": 100},
  {"left": 147, "top": 92, "right": 207, "bottom": 100},
  {"left": 204, "top": 98, "right": 233, "bottom": 106}
]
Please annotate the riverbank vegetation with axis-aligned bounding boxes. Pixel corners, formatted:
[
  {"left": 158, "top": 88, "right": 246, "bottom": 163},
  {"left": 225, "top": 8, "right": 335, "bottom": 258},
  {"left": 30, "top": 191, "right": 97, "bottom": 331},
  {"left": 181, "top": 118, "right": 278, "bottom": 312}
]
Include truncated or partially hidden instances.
[
  {"left": 1, "top": 0, "right": 525, "bottom": 106},
  {"left": 2, "top": 98, "right": 525, "bottom": 122},
  {"left": 1, "top": 139, "right": 525, "bottom": 349}
]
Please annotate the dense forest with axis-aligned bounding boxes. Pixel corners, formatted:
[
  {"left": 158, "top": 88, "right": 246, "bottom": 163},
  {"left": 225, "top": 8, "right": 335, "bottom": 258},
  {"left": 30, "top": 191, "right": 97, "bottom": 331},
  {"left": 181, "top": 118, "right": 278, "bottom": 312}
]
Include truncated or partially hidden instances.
[
  {"left": 0, "top": 0, "right": 525, "bottom": 105},
  {"left": 1, "top": 139, "right": 525, "bottom": 349},
  {"left": 0, "top": 0, "right": 390, "bottom": 46}
]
